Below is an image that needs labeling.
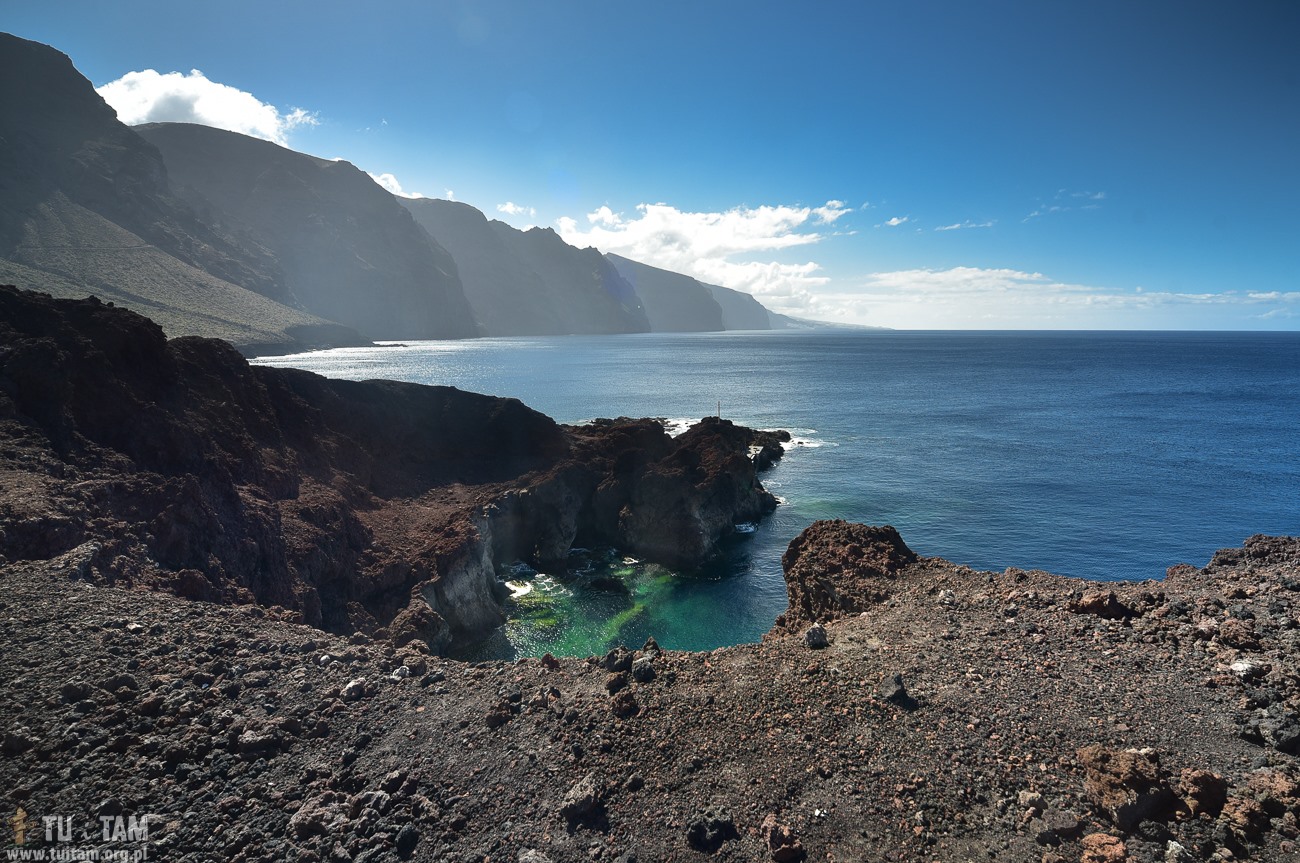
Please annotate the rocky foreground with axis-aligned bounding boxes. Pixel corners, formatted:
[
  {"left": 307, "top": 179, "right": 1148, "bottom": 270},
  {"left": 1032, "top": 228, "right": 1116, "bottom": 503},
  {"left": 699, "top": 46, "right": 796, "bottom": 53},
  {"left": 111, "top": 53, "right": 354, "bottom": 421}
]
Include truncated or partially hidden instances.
[
  {"left": 2, "top": 288, "right": 1299, "bottom": 862},
  {"left": 1, "top": 527, "right": 1297, "bottom": 862}
]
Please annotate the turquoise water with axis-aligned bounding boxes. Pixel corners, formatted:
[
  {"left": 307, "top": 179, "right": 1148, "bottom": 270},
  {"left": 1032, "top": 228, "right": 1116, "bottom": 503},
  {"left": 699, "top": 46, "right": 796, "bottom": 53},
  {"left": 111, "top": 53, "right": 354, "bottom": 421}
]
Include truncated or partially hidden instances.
[{"left": 254, "top": 330, "right": 1300, "bottom": 658}]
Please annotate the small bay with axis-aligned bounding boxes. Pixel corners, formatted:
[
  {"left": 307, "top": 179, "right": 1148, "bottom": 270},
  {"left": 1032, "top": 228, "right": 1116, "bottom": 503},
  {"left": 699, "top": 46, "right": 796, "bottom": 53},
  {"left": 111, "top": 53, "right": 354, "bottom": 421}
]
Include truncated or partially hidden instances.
[{"left": 255, "top": 330, "right": 1300, "bottom": 658}]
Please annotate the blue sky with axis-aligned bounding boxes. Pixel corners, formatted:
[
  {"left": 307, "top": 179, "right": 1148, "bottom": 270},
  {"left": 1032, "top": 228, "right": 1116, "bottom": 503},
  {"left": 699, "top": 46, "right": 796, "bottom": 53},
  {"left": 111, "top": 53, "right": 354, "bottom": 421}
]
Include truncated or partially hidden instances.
[{"left": 6, "top": 0, "right": 1298, "bottom": 328}]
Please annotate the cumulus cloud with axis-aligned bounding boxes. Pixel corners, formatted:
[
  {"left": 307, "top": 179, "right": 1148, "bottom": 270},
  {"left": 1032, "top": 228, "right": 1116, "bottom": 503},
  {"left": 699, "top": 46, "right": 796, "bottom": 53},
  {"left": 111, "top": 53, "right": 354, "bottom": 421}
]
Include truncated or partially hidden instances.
[
  {"left": 497, "top": 201, "right": 537, "bottom": 217},
  {"left": 556, "top": 201, "right": 850, "bottom": 304},
  {"left": 367, "top": 172, "right": 425, "bottom": 199},
  {"left": 806, "top": 267, "right": 1300, "bottom": 329},
  {"left": 96, "top": 69, "right": 317, "bottom": 146},
  {"left": 876, "top": 215, "right": 910, "bottom": 227}
]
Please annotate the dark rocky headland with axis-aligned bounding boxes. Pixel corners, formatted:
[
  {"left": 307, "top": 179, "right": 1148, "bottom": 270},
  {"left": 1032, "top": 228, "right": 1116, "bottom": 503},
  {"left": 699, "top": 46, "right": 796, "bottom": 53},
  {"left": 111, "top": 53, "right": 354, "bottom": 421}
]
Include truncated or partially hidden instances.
[{"left": 2, "top": 288, "right": 1298, "bottom": 862}]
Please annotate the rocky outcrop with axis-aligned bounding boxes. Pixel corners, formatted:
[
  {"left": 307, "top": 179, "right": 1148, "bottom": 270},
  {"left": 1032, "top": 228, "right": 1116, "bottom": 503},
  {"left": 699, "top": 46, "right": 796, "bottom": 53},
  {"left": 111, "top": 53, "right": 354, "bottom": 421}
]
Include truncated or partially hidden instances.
[
  {"left": 777, "top": 520, "right": 918, "bottom": 628},
  {"left": 0, "top": 287, "right": 777, "bottom": 652}
]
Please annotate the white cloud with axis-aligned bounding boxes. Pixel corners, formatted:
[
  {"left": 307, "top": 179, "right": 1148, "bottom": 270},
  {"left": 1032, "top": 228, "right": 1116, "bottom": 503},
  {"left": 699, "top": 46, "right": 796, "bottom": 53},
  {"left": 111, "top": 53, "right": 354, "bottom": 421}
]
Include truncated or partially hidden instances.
[
  {"left": 804, "top": 266, "right": 1300, "bottom": 329},
  {"left": 367, "top": 172, "right": 425, "bottom": 199},
  {"left": 96, "top": 69, "right": 317, "bottom": 146},
  {"left": 876, "top": 215, "right": 910, "bottom": 227},
  {"left": 556, "top": 201, "right": 848, "bottom": 304},
  {"left": 811, "top": 200, "right": 851, "bottom": 223},
  {"left": 1025, "top": 189, "right": 1106, "bottom": 221},
  {"left": 935, "top": 220, "right": 995, "bottom": 231},
  {"left": 497, "top": 201, "right": 537, "bottom": 217}
]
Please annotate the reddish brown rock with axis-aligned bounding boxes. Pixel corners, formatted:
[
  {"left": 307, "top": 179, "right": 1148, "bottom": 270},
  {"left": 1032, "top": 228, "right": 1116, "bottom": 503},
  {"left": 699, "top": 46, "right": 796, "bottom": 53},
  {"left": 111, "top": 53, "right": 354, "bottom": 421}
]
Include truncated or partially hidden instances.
[
  {"left": 1078, "top": 745, "right": 1177, "bottom": 830},
  {"left": 1222, "top": 795, "right": 1270, "bottom": 839},
  {"left": 1068, "top": 590, "right": 1134, "bottom": 620},
  {"left": 1217, "top": 617, "right": 1261, "bottom": 650},
  {"left": 1179, "top": 768, "right": 1228, "bottom": 817},
  {"left": 1080, "top": 833, "right": 1128, "bottom": 863},
  {"left": 761, "top": 813, "right": 805, "bottom": 862},
  {"left": 778, "top": 520, "right": 917, "bottom": 628}
]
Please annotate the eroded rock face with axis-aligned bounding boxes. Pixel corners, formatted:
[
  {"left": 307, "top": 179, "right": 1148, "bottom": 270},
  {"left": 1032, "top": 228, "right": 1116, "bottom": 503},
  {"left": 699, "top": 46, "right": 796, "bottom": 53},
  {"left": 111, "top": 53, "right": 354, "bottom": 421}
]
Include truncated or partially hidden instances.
[
  {"left": 777, "top": 520, "right": 918, "bottom": 628},
  {"left": 1078, "top": 744, "right": 1177, "bottom": 830},
  {"left": 0, "top": 288, "right": 780, "bottom": 653}
]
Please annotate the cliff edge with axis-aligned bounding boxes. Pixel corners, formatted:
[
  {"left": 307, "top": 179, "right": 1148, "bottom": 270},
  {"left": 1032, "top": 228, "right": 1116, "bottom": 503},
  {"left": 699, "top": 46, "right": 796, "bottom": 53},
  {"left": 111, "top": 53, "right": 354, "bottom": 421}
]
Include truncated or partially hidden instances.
[{"left": 0, "top": 286, "right": 779, "bottom": 654}]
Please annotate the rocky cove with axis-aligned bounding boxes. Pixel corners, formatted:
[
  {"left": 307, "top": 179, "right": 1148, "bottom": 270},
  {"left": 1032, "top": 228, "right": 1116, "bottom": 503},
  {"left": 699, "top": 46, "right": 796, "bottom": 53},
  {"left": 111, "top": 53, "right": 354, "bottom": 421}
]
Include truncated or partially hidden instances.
[
  {"left": 0, "top": 286, "right": 786, "bottom": 656},
  {"left": 2, "top": 287, "right": 1299, "bottom": 862}
]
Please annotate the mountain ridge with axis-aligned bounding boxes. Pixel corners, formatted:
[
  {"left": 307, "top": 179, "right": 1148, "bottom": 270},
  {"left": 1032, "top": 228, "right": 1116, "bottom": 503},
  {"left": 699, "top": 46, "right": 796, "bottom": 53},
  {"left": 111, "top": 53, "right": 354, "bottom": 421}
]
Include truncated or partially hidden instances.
[{"left": 1, "top": 31, "right": 848, "bottom": 352}]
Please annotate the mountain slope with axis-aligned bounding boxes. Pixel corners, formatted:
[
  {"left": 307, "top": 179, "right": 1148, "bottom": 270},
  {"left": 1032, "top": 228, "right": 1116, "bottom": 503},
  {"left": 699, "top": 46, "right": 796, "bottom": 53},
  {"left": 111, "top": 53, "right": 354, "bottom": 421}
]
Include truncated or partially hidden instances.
[
  {"left": 399, "top": 198, "right": 564, "bottom": 335},
  {"left": 402, "top": 198, "right": 650, "bottom": 335},
  {"left": 605, "top": 253, "right": 725, "bottom": 332},
  {"left": 706, "top": 283, "right": 778, "bottom": 330},
  {"left": 0, "top": 32, "right": 354, "bottom": 352},
  {"left": 136, "top": 123, "right": 480, "bottom": 340}
]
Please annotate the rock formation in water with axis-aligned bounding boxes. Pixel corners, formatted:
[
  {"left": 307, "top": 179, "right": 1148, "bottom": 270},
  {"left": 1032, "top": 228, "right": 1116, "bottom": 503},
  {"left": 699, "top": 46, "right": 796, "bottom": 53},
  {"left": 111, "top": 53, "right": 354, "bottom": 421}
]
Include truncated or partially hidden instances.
[
  {"left": 401, "top": 198, "right": 650, "bottom": 336},
  {"left": 707, "top": 281, "right": 778, "bottom": 330},
  {"left": 0, "top": 286, "right": 778, "bottom": 654}
]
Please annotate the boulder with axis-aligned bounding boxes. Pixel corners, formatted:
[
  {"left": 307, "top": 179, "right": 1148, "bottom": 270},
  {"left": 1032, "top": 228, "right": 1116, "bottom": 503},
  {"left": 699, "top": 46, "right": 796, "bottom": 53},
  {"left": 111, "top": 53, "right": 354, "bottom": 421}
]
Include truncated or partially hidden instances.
[
  {"left": 778, "top": 521, "right": 918, "bottom": 629},
  {"left": 1078, "top": 745, "right": 1177, "bottom": 830}
]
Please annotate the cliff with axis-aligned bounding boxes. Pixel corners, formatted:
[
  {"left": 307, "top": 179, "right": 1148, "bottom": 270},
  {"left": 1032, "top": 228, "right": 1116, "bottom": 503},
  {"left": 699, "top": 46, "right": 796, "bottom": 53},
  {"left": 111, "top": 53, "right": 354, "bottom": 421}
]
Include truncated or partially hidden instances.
[
  {"left": 0, "top": 286, "right": 776, "bottom": 654},
  {"left": 605, "top": 253, "right": 726, "bottom": 332},
  {"left": 136, "top": 123, "right": 479, "bottom": 341},
  {"left": 707, "top": 282, "right": 777, "bottom": 330},
  {"left": 401, "top": 198, "right": 650, "bottom": 336},
  {"left": 0, "top": 33, "right": 364, "bottom": 353}
]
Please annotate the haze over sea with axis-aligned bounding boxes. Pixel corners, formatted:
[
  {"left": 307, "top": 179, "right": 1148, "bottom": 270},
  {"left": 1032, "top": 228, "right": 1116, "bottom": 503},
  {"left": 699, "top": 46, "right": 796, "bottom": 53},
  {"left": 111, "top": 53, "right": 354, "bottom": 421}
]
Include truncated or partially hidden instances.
[{"left": 255, "top": 330, "right": 1300, "bottom": 659}]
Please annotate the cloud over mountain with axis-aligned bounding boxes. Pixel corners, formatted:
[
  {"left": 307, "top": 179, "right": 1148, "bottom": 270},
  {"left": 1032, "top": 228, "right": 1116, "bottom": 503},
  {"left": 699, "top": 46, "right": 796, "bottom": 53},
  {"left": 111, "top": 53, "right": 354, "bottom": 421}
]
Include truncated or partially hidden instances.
[
  {"left": 96, "top": 69, "right": 317, "bottom": 145},
  {"left": 556, "top": 201, "right": 850, "bottom": 312}
]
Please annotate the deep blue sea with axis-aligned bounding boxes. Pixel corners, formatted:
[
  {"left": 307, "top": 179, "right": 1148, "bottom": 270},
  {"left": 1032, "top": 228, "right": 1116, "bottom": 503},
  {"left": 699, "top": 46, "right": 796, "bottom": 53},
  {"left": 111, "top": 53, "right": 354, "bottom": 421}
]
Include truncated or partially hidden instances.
[{"left": 254, "top": 331, "right": 1300, "bottom": 659}]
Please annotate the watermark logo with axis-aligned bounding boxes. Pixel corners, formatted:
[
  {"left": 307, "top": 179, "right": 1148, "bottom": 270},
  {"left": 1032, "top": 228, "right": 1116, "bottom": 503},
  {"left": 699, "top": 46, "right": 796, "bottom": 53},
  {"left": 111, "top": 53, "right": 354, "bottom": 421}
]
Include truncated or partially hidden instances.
[
  {"left": 7, "top": 809, "right": 154, "bottom": 861},
  {"left": 7, "top": 810, "right": 27, "bottom": 846}
]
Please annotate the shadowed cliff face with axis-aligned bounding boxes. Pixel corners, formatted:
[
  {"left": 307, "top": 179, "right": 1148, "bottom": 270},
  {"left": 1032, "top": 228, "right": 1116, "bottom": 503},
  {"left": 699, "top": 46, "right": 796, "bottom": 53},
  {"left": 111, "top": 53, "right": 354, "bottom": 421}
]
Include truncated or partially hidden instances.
[
  {"left": 136, "top": 123, "right": 480, "bottom": 341},
  {"left": 0, "top": 287, "right": 778, "bottom": 653},
  {"left": 605, "top": 253, "right": 726, "bottom": 333},
  {"left": 402, "top": 198, "right": 650, "bottom": 336},
  {"left": 0, "top": 33, "right": 370, "bottom": 352}
]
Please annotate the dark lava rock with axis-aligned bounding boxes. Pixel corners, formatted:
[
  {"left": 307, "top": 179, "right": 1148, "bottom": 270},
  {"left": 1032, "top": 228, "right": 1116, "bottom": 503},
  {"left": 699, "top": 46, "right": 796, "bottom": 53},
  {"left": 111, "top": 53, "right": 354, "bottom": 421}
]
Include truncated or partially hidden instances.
[
  {"left": 559, "top": 773, "right": 604, "bottom": 824},
  {"left": 686, "top": 805, "right": 737, "bottom": 852},
  {"left": 603, "top": 646, "right": 633, "bottom": 673},
  {"left": 878, "top": 673, "right": 917, "bottom": 710},
  {"left": 630, "top": 656, "right": 655, "bottom": 683}
]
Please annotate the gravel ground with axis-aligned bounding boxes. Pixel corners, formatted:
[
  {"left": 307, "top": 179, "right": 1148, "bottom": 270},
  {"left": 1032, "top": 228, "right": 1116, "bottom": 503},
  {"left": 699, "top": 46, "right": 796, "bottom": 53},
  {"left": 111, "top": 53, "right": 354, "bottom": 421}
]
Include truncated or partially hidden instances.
[{"left": 2, "top": 529, "right": 1297, "bottom": 862}]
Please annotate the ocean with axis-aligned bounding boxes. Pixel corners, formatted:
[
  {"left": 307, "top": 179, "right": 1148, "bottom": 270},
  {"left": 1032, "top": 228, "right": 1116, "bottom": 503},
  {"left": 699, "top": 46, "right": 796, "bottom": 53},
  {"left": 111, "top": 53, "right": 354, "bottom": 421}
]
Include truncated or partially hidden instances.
[{"left": 253, "top": 330, "right": 1300, "bottom": 659}]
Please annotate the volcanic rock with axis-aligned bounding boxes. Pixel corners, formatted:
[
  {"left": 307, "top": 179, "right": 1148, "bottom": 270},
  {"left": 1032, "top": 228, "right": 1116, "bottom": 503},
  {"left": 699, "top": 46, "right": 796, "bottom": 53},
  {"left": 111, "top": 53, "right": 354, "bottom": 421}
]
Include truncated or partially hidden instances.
[
  {"left": 1078, "top": 745, "right": 1177, "bottom": 830},
  {"left": 778, "top": 521, "right": 917, "bottom": 628}
]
